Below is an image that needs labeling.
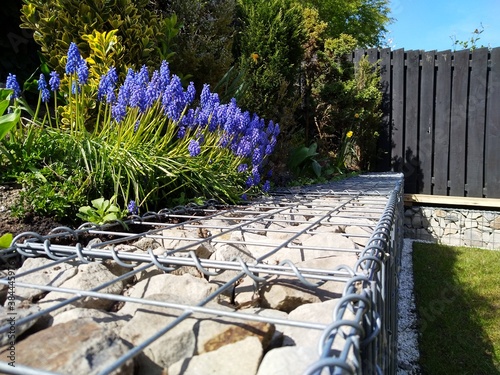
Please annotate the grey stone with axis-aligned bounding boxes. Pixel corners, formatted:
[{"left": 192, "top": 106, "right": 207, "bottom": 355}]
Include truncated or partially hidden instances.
[
  {"left": 119, "top": 273, "right": 218, "bottom": 316},
  {"left": 119, "top": 294, "right": 196, "bottom": 374},
  {"left": 52, "top": 307, "right": 130, "bottom": 332},
  {"left": 38, "top": 262, "right": 124, "bottom": 312},
  {"left": 9, "top": 319, "right": 133, "bottom": 375},
  {"left": 12, "top": 257, "right": 77, "bottom": 302},
  {"left": 0, "top": 303, "right": 40, "bottom": 346}
]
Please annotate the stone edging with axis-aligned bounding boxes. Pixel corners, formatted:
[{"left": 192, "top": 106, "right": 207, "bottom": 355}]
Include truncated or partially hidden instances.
[{"left": 404, "top": 206, "right": 500, "bottom": 249}]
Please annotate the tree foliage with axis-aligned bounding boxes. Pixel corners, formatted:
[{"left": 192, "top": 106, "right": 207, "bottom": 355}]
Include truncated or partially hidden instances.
[
  {"left": 300, "top": 8, "right": 382, "bottom": 171},
  {"left": 303, "top": 0, "right": 391, "bottom": 47},
  {"left": 234, "top": 0, "right": 306, "bottom": 126},
  {"left": 158, "top": 0, "right": 237, "bottom": 89}
]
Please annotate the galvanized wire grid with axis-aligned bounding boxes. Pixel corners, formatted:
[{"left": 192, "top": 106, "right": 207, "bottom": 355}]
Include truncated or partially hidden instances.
[{"left": 0, "top": 173, "right": 403, "bottom": 375}]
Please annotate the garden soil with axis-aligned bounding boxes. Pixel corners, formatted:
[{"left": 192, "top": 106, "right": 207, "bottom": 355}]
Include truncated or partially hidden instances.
[{"left": 0, "top": 184, "right": 67, "bottom": 239}]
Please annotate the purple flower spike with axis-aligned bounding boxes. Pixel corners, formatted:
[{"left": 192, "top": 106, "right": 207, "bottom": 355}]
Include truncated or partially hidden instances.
[
  {"left": 66, "top": 42, "right": 81, "bottom": 75},
  {"left": 77, "top": 57, "right": 89, "bottom": 84},
  {"left": 127, "top": 200, "right": 138, "bottom": 215},
  {"left": 49, "top": 71, "right": 60, "bottom": 92},
  {"left": 38, "top": 74, "right": 50, "bottom": 103},
  {"left": 263, "top": 180, "right": 271, "bottom": 193},
  {"left": 6, "top": 73, "right": 21, "bottom": 99},
  {"left": 188, "top": 139, "right": 201, "bottom": 157}
]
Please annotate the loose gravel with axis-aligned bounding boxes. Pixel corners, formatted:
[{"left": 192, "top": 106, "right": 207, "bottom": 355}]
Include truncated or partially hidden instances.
[{"left": 397, "top": 239, "right": 423, "bottom": 374}]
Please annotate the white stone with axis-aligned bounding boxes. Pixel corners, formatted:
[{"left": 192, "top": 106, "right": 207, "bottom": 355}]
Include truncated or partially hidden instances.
[
  {"left": 13, "top": 257, "right": 77, "bottom": 302},
  {"left": 483, "top": 212, "right": 498, "bottom": 222},
  {"left": 282, "top": 298, "right": 355, "bottom": 348},
  {"left": 119, "top": 273, "right": 218, "bottom": 316},
  {"left": 161, "top": 227, "right": 214, "bottom": 259},
  {"left": 52, "top": 307, "right": 130, "bottom": 331},
  {"left": 168, "top": 336, "right": 263, "bottom": 375},
  {"left": 120, "top": 294, "right": 197, "bottom": 374},
  {"left": 257, "top": 346, "right": 318, "bottom": 375},
  {"left": 38, "top": 262, "right": 124, "bottom": 312},
  {"left": 464, "top": 220, "right": 478, "bottom": 229},
  {"left": 443, "top": 222, "right": 459, "bottom": 236},
  {"left": 344, "top": 225, "right": 372, "bottom": 247},
  {"left": 439, "top": 234, "right": 463, "bottom": 247},
  {"left": 463, "top": 228, "right": 483, "bottom": 247},
  {"left": 488, "top": 230, "right": 500, "bottom": 250},
  {"left": 300, "top": 233, "right": 357, "bottom": 260}
]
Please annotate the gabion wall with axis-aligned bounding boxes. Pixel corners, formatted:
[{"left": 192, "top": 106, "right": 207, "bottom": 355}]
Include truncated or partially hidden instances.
[{"left": 404, "top": 206, "right": 500, "bottom": 249}]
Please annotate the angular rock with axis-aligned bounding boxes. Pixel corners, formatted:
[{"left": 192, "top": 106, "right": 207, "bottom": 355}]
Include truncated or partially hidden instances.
[
  {"left": 8, "top": 319, "right": 133, "bottom": 375},
  {"left": 344, "top": 225, "right": 372, "bottom": 247},
  {"left": 257, "top": 346, "right": 318, "bottom": 375},
  {"left": 38, "top": 262, "right": 124, "bottom": 312},
  {"left": 119, "top": 273, "right": 218, "bottom": 316},
  {"left": 300, "top": 233, "right": 357, "bottom": 259},
  {"left": 119, "top": 294, "right": 196, "bottom": 374},
  {"left": 161, "top": 227, "right": 215, "bottom": 259},
  {"left": 0, "top": 303, "right": 40, "bottom": 346},
  {"left": 196, "top": 318, "right": 275, "bottom": 354},
  {"left": 259, "top": 277, "right": 321, "bottom": 313},
  {"left": 240, "top": 307, "right": 289, "bottom": 348},
  {"left": 168, "top": 336, "right": 263, "bottom": 375},
  {"left": 52, "top": 307, "right": 130, "bottom": 332},
  {"left": 12, "top": 257, "right": 77, "bottom": 302},
  {"left": 282, "top": 298, "right": 355, "bottom": 347}
]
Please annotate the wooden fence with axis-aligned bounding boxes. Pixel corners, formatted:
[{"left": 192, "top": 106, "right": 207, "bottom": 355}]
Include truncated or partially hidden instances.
[{"left": 352, "top": 47, "right": 500, "bottom": 198}]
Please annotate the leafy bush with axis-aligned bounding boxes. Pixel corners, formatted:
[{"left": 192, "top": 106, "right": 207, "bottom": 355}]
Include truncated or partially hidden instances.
[
  {"left": 20, "top": 0, "right": 175, "bottom": 74},
  {"left": 301, "top": 8, "right": 382, "bottom": 171},
  {"left": 2, "top": 44, "right": 279, "bottom": 220},
  {"left": 158, "top": 0, "right": 237, "bottom": 90},
  {"left": 234, "top": 0, "right": 305, "bottom": 127}
]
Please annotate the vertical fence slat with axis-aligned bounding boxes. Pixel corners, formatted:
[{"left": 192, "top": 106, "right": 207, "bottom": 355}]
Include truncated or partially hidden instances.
[
  {"left": 485, "top": 47, "right": 500, "bottom": 197},
  {"left": 449, "top": 49, "right": 469, "bottom": 196},
  {"left": 391, "top": 49, "right": 405, "bottom": 173},
  {"left": 433, "top": 50, "right": 452, "bottom": 195},
  {"left": 379, "top": 48, "right": 392, "bottom": 171},
  {"left": 466, "top": 48, "right": 488, "bottom": 197},
  {"left": 419, "top": 51, "right": 435, "bottom": 194},
  {"left": 404, "top": 50, "right": 420, "bottom": 194}
]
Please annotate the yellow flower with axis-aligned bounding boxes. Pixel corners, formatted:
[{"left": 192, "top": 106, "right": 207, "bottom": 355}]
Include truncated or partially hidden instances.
[
  {"left": 346, "top": 131, "right": 353, "bottom": 138},
  {"left": 251, "top": 53, "right": 259, "bottom": 62},
  {"left": 354, "top": 113, "right": 359, "bottom": 119}
]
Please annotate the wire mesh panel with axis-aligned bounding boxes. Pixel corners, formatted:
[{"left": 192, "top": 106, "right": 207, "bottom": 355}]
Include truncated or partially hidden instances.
[{"left": 0, "top": 173, "right": 403, "bottom": 375}]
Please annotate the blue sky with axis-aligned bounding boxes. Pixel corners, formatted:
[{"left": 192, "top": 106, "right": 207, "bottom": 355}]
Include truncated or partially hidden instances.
[{"left": 386, "top": 0, "right": 500, "bottom": 51}]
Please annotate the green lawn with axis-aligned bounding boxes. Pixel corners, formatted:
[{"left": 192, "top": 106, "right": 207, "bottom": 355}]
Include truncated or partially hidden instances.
[{"left": 412, "top": 242, "right": 500, "bottom": 375}]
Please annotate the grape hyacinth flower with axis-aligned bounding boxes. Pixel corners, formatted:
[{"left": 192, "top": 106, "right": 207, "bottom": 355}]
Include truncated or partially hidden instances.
[
  {"left": 38, "top": 74, "right": 50, "bottom": 103},
  {"left": 127, "top": 200, "right": 138, "bottom": 215},
  {"left": 97, "top": 67, "right": 118, "bottom": 103},
  {"left": 77, "top": 57, "right": 89, "bottom": 84},
  {"left": 49, "top": 71, "right": 60, "bottom": 92},
  {"left": 159, "top": 60, "right": 171, "bottom": 91},
  {"left": 162, "top": 75, "right": 187, "bottom": 122},
  {"left": 6, "top": 74, "right": 21, "bottom": 99},
  {"left": 237, "top": 163, "right": 248, "bottom": 173},
  {"left": 65, "top": 42, "right": 81, "bottom": 75},
  {"left": 262, "top": 180, "right": 271, "bottom": 193},
  {"left": 188, "top": 139, "right": 201, "bottom": 157},
  {"left": 111, "top": 97, "right": 127, "bottom": 123}
]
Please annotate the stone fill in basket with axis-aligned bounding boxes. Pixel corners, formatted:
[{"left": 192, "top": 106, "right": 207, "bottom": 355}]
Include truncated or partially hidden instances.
[{"left": 0, "top": 173, "right": 403, "bottom": 375}]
